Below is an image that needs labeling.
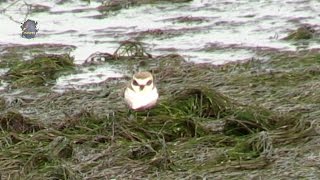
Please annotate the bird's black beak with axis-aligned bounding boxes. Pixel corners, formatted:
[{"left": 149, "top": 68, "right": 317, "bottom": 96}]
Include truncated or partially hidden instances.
[{"left": 139, "top": 85, "right": 145, "bottom": 90}]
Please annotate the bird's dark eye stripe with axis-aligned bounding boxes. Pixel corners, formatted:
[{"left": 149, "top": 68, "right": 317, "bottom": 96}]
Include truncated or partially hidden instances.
[
  {"left": 133, "top": 80, "right": 139, "bottom": 86},
  {"left": 146, "top": 80, "right": 152, "bottom": 85}
]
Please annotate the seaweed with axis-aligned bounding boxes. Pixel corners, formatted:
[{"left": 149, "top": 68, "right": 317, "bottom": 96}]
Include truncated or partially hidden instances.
[
  {"left": 5, "top": 54, "right": 74, "bottom": 88},
  {"left": 0, "top": 43, "right": 318, "bottom": 179},
  {"left": 283, "top": 25, "right": 316, "bottom": 40}
]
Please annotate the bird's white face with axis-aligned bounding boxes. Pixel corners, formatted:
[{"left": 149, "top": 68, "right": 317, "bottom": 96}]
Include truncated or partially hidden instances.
[
  {"left": 125, "top": 71, "right": 158, "bottom": 111},
  {"left": 131, "top": 74, "right": 154, "bottom": 94}
]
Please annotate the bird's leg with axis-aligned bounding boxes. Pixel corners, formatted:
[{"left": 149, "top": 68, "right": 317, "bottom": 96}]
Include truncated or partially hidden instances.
[
  {"left": 127, "top": 108, "right": 134, "bottom": 121},
  {"left": 146, "top": 110, "right": 150, "bottom": 119},
  {"left": 128, "top": 109, "right": 140, "bottom": 121},
  {"left": 134, "top": 111, "right": 138, "bottom": 120},
  {"left": 142, "top": 109, "right": 150, "bottom": 121}
]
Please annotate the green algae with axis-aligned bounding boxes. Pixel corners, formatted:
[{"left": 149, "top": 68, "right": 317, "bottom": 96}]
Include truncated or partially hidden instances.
[
  {"left": 0, "top": 85, "right": 311, "bottom": 178},
  {"left": 0, "top": 111, "right": 44, "bottom": 133},
  {"left": 98, "top": 0, "right": 193, "bottom": 13},
  {"left": 0, "top": 42, "right": 319, "bottom": 179},
  {"left": 171, "top": 16, "right": 208, "bottom": 24},
  {"left": 113, "top": 40, "right": 151, "bottom": 59},
  {"left": 283, "top": 26, "right": 316, "bottom": 40},
  {"left": 158, "top": 87, "right": 232, "bottom": 118},
  {"left": 5, "top": 54, "right": 74, "bottom": 88}
]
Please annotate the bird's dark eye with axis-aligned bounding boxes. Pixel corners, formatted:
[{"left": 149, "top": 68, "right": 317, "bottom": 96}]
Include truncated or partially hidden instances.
[
  {"left": 146, "top": 80, "right": 152, "bottom": 85},
  {"left": 132, "top": 80, "right": 139, "bottom": 86}
]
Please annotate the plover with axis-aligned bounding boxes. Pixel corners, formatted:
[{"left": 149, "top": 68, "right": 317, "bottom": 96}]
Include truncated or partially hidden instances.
[{"left": 124, "top": 71, "right": 159, "bottom": 111}]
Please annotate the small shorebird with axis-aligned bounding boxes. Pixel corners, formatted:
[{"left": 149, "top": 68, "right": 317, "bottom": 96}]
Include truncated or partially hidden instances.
[{"left": 124, "top": 71, "right": 159, "bottom": 111}]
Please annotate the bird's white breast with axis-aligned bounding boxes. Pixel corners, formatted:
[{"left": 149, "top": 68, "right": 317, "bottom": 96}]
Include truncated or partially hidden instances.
[{"left": 124, "top": 87, "right": 158, "bottom": 110}]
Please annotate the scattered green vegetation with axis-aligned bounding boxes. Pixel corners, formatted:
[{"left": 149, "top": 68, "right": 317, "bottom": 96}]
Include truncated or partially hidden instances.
[
  {"left": 98, "top": 0, "right": 192, "bottom": 13},
  {"left": 0, "top": 84, "right": 314, "bottom": 178},
  {"left": 113, "top": 40, "right": 151, "bottom": 59},
  {"left": 4, "top": 54, "right": 74, "bottom": 88},
  {"left": 0, "top": 52, "right": 21, "bottom": 69},
  {"left": 0, "top": 111, "right": 44, "bottom": 133},
  {"left": 171, "top": 16, "right": 208, "bottom": 24},
  {"left": 283, "top": 25, "right": 316, "bottom": 40},
  {"left": 0, "top": 44, "right": 75, "bottom": 69},
  {"left": 0, "top": 42, "right": 319, "bottom": 179}
]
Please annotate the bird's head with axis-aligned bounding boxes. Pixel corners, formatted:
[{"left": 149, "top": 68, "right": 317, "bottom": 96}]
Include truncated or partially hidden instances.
[{"left": 131, "top": 71, "right": 154, "bottom": 94}]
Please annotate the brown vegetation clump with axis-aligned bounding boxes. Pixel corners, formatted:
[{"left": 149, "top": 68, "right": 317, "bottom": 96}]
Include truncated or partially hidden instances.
[{"left": 0, "top": 111, "right": 44, "bottom": 133}]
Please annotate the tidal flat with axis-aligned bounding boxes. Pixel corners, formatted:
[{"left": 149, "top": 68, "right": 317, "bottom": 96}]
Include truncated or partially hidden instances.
[
  {"left": 1, "top": 0, "right": 320, "bottom": 179},
  {"left": 0, "top": 41, "right": 319, "bottom": 179}
]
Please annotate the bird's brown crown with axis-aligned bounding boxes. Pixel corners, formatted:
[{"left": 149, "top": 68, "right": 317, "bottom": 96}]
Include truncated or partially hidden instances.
[{"left": 133, "top": 71, "right": 153, "bottom": 79}]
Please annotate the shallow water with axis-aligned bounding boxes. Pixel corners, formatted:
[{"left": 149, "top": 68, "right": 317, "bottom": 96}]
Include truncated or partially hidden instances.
[
  {"left": 52, "top": 64, "right": 124, "bottom": 92},
  {"left": 0, "top": 0, "right": 319, "bottom": 91}
]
